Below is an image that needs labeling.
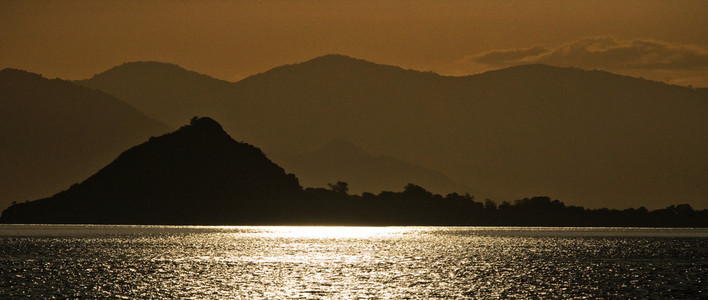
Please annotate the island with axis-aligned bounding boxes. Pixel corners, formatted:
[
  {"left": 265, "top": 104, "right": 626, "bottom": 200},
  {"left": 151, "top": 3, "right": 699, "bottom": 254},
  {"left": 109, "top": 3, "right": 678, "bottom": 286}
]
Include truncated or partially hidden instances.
[{"left": 2, "top": 117, "right": 706, "bottom": 227}]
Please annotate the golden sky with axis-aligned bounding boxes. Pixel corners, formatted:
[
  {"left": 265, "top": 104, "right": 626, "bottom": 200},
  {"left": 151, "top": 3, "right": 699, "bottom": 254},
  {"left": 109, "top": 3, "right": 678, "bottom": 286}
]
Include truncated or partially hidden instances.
[{"left": 2, "top": 0, "right": 707, "bottom": 86}]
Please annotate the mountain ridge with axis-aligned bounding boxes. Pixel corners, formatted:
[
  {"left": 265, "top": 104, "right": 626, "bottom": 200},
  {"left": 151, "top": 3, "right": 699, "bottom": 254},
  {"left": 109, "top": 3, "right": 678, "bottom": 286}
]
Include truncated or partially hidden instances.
[
  {"left": 72, "top": 56, "right": 708, "bottom": 209},
  {"left": 75, "top": 62, "right": 235, "bottom": 127}
]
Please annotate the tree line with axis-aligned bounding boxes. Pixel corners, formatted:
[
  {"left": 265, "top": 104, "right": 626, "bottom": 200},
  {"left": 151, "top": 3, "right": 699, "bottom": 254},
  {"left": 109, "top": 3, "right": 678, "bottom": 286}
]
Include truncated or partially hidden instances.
[{"left": 291, "top": 182, "right": 708, "bottom": 227}]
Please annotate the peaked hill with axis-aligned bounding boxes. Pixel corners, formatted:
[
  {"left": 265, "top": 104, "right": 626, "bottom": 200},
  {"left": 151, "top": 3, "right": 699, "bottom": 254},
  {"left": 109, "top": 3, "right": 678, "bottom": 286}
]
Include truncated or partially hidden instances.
[
  {"left": 279, "top": 139, "right": 471, "bottom": 195},
  {"left": 0, "top": 117, "right": 302, "bottom": 224},
  {"left": 0, "top": 69, "right": 170, "bottom": 211},
  {"left": 76, "top": 55, "right": 708, "bottom": 209}
]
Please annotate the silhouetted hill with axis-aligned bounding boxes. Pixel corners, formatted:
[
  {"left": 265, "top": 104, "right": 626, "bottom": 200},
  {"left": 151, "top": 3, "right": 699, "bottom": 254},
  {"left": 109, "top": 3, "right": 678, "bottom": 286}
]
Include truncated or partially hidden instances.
[
  {"left": 279, "top": 139, "right": 471, "bottom": 195},
  {"left": 0, "top": 117, "right": 302, "bottom": 224},
  {"left": 76, "top": 56, "right": 708, "bottom": 209},
  {"left": 0, "top": 69, "right": 170, "bottom": 211}
]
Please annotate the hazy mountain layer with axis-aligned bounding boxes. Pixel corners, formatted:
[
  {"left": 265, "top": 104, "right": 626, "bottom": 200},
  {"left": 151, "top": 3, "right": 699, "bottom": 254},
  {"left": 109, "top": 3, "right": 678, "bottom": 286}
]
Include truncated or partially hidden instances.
[
  {"left": 0, "top": 69, "right": 170, "bottom": 210},
  {"left": 75, "top": 62, "right": 234, "bottom": 128},
  {"left": 77, "top": 56, "right": 708, "bottom": 209},
  {"left": 279, "top": 139, "right": 471, "bottom": 195}
]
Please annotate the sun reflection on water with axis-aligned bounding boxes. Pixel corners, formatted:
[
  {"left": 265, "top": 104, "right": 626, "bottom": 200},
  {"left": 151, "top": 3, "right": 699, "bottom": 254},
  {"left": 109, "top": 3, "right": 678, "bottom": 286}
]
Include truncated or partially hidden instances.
[
  {"left": 2, "top": 225, "right": 707, "bottom": 298},
  {"left": 256, "top": 226, "right": 409, "bottom": 239}
]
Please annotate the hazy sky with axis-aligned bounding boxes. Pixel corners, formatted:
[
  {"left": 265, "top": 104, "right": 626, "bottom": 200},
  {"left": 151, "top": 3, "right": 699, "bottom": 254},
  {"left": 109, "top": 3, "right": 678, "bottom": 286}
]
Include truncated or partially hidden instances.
[{"left": 2, "top": 0, "right": 707, "bottom": 86}]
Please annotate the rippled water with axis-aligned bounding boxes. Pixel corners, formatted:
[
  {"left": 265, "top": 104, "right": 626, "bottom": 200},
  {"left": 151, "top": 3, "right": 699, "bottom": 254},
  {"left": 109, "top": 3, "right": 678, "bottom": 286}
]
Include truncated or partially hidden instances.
[{"left": 1, "top": 225, "right": 707, "bottom": 298}]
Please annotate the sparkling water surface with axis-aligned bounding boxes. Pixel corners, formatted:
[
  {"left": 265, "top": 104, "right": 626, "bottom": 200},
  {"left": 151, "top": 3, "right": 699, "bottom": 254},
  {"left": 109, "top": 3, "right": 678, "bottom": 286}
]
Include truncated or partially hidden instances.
[{"left": 1, "top": 225, "right": 707, "bottom": 298}]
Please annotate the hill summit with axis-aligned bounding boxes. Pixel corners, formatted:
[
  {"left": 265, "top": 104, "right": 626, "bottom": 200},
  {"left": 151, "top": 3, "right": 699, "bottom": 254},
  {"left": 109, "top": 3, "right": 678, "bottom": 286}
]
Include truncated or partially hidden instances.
[{"left": 0, "top": 117, "right": 302, "bottom": 224}]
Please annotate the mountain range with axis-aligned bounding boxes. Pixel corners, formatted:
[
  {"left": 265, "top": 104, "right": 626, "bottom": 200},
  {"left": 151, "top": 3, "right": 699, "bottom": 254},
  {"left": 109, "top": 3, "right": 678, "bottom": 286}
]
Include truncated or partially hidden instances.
[
  {"left": 74, "top": 55, "right": 708, "bottom": 209},
  {"left": 0, "top": 55, "right": 704, "bottom": 211}
]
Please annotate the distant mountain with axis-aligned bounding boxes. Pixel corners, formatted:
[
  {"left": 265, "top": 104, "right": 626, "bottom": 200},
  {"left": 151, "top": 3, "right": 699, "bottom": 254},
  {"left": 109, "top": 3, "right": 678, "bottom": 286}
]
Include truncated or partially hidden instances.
[
  {"left": 76, "top": 55, "right": 708, "bottom": 209},
  {"left": 0, "top": 117, "right": 302, "bottom": 224},
  {"left": 0, "top": 69, "right": 170, "bottom": 210},
  {"left": 75, "top": 62, "right": 235, "bottom": 127},
  {"left": 279, "top": 139, "right": 472, "bottom": 195}
]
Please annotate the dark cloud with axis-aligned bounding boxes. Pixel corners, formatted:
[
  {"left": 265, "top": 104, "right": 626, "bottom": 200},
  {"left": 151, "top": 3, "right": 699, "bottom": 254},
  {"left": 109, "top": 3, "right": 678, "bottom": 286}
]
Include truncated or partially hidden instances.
[
  {"left": 468, "top": 37, "right": 708, "bottom": 71},
  {"left": 539, "top": 37, "right": 708, "bottom": 70},
  {"left": 474, "top": 46, "right": 549, "bottom": 65},
  {"left": 452, "top": 37, "right": 708, "bottom": 86}
]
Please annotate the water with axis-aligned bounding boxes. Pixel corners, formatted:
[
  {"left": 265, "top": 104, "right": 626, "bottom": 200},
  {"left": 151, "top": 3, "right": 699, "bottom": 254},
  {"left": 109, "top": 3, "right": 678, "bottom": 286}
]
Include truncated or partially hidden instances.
[{"left": 1, "top": 225, "right": 707, "bottom": 299}]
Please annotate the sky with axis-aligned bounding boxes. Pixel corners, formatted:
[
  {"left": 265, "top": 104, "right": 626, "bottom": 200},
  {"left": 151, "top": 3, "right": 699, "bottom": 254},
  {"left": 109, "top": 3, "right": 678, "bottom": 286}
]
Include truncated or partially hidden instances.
[{"left": 1, "top": 0, "right": 708, "bottom": 86}]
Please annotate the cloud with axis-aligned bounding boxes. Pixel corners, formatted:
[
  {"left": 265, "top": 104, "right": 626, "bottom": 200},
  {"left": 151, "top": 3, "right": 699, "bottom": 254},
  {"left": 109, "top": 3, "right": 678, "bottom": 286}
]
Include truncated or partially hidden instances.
[
  {"left": 473, "top": 45, "right": 549, "bottom": 65},
  {"left": 538, "top": 37, "right": 708, "bottom": 70},
  {"left": 467, "top": 37, "right": 708, "bottom": 71},
  {"left": 451, "top": 37, "right": 708, "bottom": 86}
]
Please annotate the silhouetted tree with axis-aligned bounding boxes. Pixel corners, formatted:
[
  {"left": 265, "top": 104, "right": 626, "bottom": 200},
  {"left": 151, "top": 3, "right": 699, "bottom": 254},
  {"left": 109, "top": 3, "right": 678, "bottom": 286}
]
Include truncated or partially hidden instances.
[
  {"left": 403, "top": 183, "right": 433, "bottom": 199},
  {"left": 484, "top": 199, "right": 497, "bottom": 211},
  {"left": 327, "top": 181, "right": 349, "bottom": 194}
]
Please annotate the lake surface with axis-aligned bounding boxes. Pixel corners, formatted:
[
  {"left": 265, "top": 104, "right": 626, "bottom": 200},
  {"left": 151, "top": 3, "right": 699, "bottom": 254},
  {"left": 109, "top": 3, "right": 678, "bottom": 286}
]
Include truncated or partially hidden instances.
[{"left": 1, "top": 225, "right": 707, "bottom": 298}]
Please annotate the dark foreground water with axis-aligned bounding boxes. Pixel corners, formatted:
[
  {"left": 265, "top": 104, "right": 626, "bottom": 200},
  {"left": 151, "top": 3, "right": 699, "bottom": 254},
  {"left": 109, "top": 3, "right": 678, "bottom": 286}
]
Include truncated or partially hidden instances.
[{"left": 1, "top": 225, "right": 707, "bottom": 299}]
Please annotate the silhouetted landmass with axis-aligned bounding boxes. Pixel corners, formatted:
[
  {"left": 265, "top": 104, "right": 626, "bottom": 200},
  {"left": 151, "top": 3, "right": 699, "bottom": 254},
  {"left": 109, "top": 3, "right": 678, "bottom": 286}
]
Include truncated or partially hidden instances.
[
  {"left": 0, "top": 69, "right": 170, "bottom": 211},
  {"left": 0, "top": 117, "right": 301, "bottom": 224},
  {"left": 279, "top": 139, "right": 471, "bottom": 195},
  {"left": 300, "top": 184, "right": 708, "bottom": 227},
  {"left": 2, "top": 118, "right": 706, "bottom": 227},
  {"left": 76, "top": 55, "right": 708, "bottom": 210}
]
